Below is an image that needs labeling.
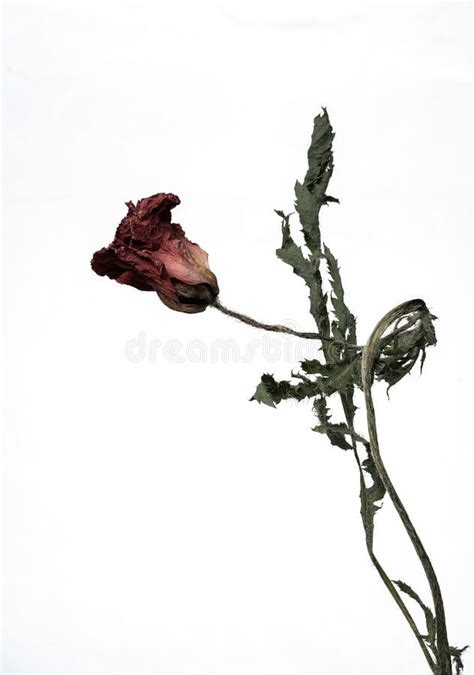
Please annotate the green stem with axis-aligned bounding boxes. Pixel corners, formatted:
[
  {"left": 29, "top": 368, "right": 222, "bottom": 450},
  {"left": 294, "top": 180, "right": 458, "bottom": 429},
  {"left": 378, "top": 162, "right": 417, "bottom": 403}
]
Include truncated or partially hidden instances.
[
  {"left": 361, "top": 299, "right": 452, "bottom": 675},
  {"left": 340, "top": 394, "right": 436, "bottom": 672}
]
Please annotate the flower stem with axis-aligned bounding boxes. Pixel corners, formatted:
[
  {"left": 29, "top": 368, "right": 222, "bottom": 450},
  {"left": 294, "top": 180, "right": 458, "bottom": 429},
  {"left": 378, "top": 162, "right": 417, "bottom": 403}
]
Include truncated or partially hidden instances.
[
  {"left": 338, "top": 391, "right": 437, "bottom": 672},
  {"left": 361, "top": 299, "right": 452, "bottom": 675},
  {"left": 213, "top": 295, "right": 448, "bottom": 672},
  {"left": 212, "top": 299, "right": 362, "bottom": 350}
]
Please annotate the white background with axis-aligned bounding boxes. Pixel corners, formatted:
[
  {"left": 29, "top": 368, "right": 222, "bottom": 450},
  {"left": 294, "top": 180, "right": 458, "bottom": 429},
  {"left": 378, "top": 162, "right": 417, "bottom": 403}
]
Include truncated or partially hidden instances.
[{"left": 2, "top": 1, "right": 472, "bottom": 673}]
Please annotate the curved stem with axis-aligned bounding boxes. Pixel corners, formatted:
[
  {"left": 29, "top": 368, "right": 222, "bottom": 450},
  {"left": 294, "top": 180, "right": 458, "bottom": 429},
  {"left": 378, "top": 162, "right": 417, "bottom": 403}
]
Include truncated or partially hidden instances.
[
  {"left": 361, "top": 299, "right": 452, "bottom": 675},
  {"left": 340, "top": 394, "right": 436, "bottom": 672},
  {"left": 350, "top": 438, "right": 436, "bottom": 671},
  {"left": 212, "top": 299, "right": 362, "bottom": 350}
]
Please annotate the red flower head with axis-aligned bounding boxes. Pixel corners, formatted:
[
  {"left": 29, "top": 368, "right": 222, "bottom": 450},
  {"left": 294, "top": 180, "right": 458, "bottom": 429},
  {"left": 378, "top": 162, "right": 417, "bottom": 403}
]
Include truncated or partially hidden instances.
[{"left": 91, "top": 193, "right": 219, "bottom": 313}]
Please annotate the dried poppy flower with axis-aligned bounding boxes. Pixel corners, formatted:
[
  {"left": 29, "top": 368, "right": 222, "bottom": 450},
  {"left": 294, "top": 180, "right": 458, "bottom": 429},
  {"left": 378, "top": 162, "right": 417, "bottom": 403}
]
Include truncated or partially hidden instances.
[{"left": 91, "top": 193, "right": 219, "bottom": 313}]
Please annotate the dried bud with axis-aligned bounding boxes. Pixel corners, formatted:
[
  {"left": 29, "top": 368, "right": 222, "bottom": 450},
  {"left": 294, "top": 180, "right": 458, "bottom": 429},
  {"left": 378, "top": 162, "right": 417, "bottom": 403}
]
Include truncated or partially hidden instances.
[{"left": 91, "top": 193, "right": 219, "bottom": 313}]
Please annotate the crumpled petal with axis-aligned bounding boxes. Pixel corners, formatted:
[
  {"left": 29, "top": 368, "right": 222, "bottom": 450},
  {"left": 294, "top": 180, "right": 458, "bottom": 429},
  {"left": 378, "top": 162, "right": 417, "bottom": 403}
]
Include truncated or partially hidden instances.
[{"left": 91, "top": 192, "right": 219, "bottom": 313}]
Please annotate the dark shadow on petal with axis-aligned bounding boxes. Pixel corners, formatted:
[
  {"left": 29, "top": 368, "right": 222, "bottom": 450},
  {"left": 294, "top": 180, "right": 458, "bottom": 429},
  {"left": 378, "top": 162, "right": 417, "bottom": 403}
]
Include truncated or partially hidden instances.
[{"left": 91, "top": 247, "right": 153, "bottom": 291}]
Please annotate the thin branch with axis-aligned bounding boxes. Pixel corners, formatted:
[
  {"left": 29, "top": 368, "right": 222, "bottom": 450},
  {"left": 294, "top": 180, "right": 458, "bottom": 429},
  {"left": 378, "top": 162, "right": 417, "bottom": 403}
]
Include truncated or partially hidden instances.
[{"left": 212, "top": 299, "right": 363, "bottom": 351}]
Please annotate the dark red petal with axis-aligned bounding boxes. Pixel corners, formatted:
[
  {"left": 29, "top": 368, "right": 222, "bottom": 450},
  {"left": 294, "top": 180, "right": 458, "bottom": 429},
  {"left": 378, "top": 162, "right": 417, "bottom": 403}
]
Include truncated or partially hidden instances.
[
  {"left": 136, "top": 193, "right": 180, "bottom": 220},
  {"left": 114, "top": 270, "right": 154, "bottom": 291},
  {"left": 131, "top": 193, "right": 180, "bottom": 242},
  {"left": 91, "top": 247, "right": 153, "bottom": 291}
]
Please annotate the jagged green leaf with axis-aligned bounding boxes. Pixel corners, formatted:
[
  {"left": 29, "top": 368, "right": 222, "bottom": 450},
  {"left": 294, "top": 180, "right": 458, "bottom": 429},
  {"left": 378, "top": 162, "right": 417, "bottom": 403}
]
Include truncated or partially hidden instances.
[
  {"left": 313, "top": 395, "right": 331, "bottom": 425},
  {"left": 275, "top": 211, "right": 330, "bottom": 335},
  {"left": 275, "top": 211, "right": 313, "bottom": 279},
  {"left": 294, "top": 181, "right": 320, "bottom": 252},
  {"left": 450, "top": 645, "right": 469, "bottom": 675},
  {"left": 292, "top": 109, "right": 336, "bottom": 254},
  {"left": 300, "top": 358, "right": 327, "bottom": 375},
  {"left": 250, "top": 373, "right": 324, "bottom": 408},
  {"left": 313, "top": 420, "right": 367, "bottom": 451},
  {"left": 374, "top": 311, "right": 438, "bottom": 393},
  {"left": 276, "top": 110, "right": 338, "bottom": 336},
  {"left": 299, "top": 357, "right": 361, "bottom": 396},
  {"left": 313, "top": 424, "right": 352, "bottom": 450},
  {"left": 302, "top": 109, "right": 336, "bottom": 210},
  {"left": 324, "top": 244, "right": 357, "bottom": 346},
  {"left": 392, "top": 579, "right": 437, "bottom": 654},
  {"left": 313, "top": 396, "right": 350, "bottom": 449},
  {"left": 313, "top": 395, "right": 360, "bottom": 451},
  {"left": 341, "top": 386, "right": 358, "bottom": 426}
]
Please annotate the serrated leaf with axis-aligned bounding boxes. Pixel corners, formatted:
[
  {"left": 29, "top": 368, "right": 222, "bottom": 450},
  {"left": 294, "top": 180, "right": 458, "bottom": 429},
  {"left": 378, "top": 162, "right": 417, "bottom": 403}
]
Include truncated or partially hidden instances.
[
  {"left": 251, "top": 378, "right": 278, "bottom": 408},
  {"left": 341, "top": 386, "right": 358, "bottom": 426},
  {"left": 324, "top": 244, "right": 357, "bottom": 346},
  {"left": 276, "top": 110, "right": 338, "bottom": 338},
  {"left": 313, "top": 396, "right": 350, "bottom": 449},
  {"left": 292, "top": 109, "right": 336, "bottom": 255},
  {"left": 275, "top": 211, "right": 330, "bottom": 335},
  {"left": 250, "top": 373, "right": 324, "bottom": 408},
  {"left": 275, "top": 211, "right": 313, "bottom": 277},
  {"left": 313, "top": 421, "right": 367, "bottom": 451},
  {"left": 313, "top": 395, "right": 331, "bottom": 424},
  {"left": 300, "top": 358, "right": 327, "bottom": 375},
  {"left": 450, "top": 645, "right": 469, "bottom": 675},
  {"left": 304, "top": 108, "right": 336, "bottom": 206},
  {"left": 373, "top": 309, "right": 438, "bottom": 393},
  {"left": 294, "top": 180, "right": 320, "bottom": 252},
  {"left": 392, "top": 579, "right": 437, "bottom": 654}
]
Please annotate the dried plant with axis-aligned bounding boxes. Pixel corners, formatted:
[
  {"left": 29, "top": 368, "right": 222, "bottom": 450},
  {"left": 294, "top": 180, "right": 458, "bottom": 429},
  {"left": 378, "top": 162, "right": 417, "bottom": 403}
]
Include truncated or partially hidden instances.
[{"left": 92, "top": 109, "right": 466, "bottom": 674}]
